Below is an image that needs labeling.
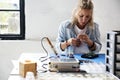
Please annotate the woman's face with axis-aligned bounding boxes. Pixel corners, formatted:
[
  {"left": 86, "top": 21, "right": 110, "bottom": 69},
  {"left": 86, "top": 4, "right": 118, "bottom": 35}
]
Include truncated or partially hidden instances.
[{"left": 76, "top": 9, "right": 92, "bottom": 28}]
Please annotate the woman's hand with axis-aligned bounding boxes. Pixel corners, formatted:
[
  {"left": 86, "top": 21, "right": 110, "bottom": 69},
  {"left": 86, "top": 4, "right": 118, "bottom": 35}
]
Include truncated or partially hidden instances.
[
  {"left": 67, "top": 38, "right": 81, "bottom": 47},
  {"left": 60, "top": 38, "right": 81, "bottom": 51},
  {"left": 77, "top": 34, "right": 96, "bottom": 51},
  {"left": 77, "top": 34, "right": 93, "bottom": 46},
  {"left": 77, "top": 34, "right": 89, "bottom": 42}
]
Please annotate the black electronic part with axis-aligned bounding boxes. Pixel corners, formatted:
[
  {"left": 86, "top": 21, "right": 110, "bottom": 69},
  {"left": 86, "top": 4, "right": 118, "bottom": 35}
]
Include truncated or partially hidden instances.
[
  {"left": 58, "top": 70, "right": 87, "bottom": 73},
  {"left": 81, "top": 53, "right": 99, "bottom": 59},
  {"left": 79, "top": 60, "right": 93, "bottom": 63},
  {"left": 68, "top": 54, "right": 74, "bottom": 58}
]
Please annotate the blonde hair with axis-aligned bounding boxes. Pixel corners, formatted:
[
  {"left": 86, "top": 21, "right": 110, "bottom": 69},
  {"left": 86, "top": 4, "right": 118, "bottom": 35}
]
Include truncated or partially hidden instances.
[{"left": 71, "top": 0, "right": 94, "bottom": 28}]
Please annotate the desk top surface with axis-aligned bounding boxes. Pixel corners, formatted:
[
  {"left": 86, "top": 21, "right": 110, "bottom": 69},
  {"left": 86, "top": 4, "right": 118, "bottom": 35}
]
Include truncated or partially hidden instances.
[
  {"left": 8, "top": 53, "right": 119, "bottom": 80},
  {"left": 74, "top": 53, "right": 105, "bottom": 64},
  {"left": 8, "top": 72, "right": 119, "bottom": 80}
]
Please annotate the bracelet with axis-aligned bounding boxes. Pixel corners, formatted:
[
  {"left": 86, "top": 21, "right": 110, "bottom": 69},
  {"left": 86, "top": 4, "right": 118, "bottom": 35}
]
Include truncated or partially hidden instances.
[
  {"left": 65, "top": 40, "right": 69, "bottom": 47},
  {"left": 89, "top": 42, "right": 96, "bottom": 51}
]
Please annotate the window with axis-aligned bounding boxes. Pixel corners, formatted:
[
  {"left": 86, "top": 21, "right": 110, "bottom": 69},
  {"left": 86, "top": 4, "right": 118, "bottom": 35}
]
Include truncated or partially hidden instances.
[{"left": 0, "top": 0, "right": 25, "bottom": 40}]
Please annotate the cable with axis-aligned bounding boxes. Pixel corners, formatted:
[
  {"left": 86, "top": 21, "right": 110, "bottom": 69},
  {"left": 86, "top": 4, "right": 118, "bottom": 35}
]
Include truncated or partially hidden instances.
[
  {"left": 39, "top": 37, "right": 52, "bottom": 61},
  {"left": 40, "top": 37, "right": 49, "bottom": 59},
  {"left": 37, "top": 63, "right": 48, "bottom": 73},
  {"left": 39, "top": 37, "right": 58, "bottom": 62},
  {"left": 39, "top": 37, "right": 58, "bottom": 72},
  {"left": 38, "top": 37, "right": 49, "bottom": 72}
]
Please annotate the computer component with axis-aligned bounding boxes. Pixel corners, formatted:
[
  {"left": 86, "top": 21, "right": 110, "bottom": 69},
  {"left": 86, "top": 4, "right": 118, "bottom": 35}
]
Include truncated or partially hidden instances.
[
  {"left": 48, "top": 58, "right": 80, "bottom": 72},
  {"left": 41, "top": 37, "right": 88, "bottom": 72},
  {"left": 81, "top": 53, "right": 99, "bottom": 59}
]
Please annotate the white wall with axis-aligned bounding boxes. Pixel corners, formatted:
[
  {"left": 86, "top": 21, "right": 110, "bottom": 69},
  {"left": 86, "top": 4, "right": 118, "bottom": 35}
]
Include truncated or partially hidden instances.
[
  {"left": 93, "top": 0, "right": 120, "bottom": 42},
  {"left": 25, "top": 0, "right": 77, "bottom": 40},
  {"left": 25, "top": 0, "right": 120, "bottom": 42}
]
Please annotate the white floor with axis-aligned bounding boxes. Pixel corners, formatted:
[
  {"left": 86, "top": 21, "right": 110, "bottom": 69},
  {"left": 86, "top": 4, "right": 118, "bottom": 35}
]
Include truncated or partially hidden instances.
[{"left": 0, "top": 40, "right": 106, "bottom": 80}]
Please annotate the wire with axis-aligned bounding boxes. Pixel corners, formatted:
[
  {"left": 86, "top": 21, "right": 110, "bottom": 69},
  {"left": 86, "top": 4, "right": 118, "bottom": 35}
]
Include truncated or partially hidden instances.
[
  {"left": 39, "top": 37, "right": 58, "bottom": 72},
  {"left": 40, "top": 56, "right": 55, "bottom": 62},
  {"left": 40, "top": 37, "right": 49, "bottom": 59},
  {"left": 38, "top": 37, "right": 59, "bottom": 72},
  {"left": 38, "top": 37, "right": 49, "bottom": 72},
  {"left": 37, "top": 63, "right": 48, "bottom": 73},
  {"left": 39, "top": 37, "right": 58, "bottom": 62}
]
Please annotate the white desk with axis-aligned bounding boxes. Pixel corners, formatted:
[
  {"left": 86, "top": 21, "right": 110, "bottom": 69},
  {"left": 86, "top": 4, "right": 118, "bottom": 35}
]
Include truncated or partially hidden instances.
[{"left": 8, "top": 53, "right": 119, "bottom": 80}]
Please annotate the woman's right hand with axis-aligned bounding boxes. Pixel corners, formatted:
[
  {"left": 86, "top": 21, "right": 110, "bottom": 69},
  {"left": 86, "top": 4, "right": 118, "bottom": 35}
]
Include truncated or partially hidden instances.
[{"left": 67, "top": 38, "right": 81, "bottom": 47}]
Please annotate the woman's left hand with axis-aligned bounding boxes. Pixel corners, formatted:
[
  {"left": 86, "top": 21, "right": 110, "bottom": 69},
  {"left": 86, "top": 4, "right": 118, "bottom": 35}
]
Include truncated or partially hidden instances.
[
  {"left": 77, "top": 34, "right": 96, "bottom": 50},
  {"left": 77, "top": 34, "right": 93, "bottom": 46},
  {"left": 77, "top": 34, "right": 89, "bottom": 43}
]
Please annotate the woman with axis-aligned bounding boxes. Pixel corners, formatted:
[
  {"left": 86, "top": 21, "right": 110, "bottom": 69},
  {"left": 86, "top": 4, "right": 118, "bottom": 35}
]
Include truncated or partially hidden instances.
[{"left": 56, "top": 0, "right": 102, "bottom": 55}]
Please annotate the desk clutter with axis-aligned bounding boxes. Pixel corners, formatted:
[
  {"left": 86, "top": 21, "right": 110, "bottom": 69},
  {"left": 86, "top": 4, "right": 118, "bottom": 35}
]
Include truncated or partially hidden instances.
[{"left": 9, "top": 53, "right": 119, "bottom": 80}]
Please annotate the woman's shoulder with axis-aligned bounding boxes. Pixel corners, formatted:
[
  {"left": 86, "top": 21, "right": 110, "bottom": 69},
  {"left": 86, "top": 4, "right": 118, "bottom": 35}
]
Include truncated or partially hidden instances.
[
  {"left": 93, "top": 22, "right": 99, "bottom": 27},
  {"left": 60, "top": 19, "right": 72, "bottom": 28}
]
